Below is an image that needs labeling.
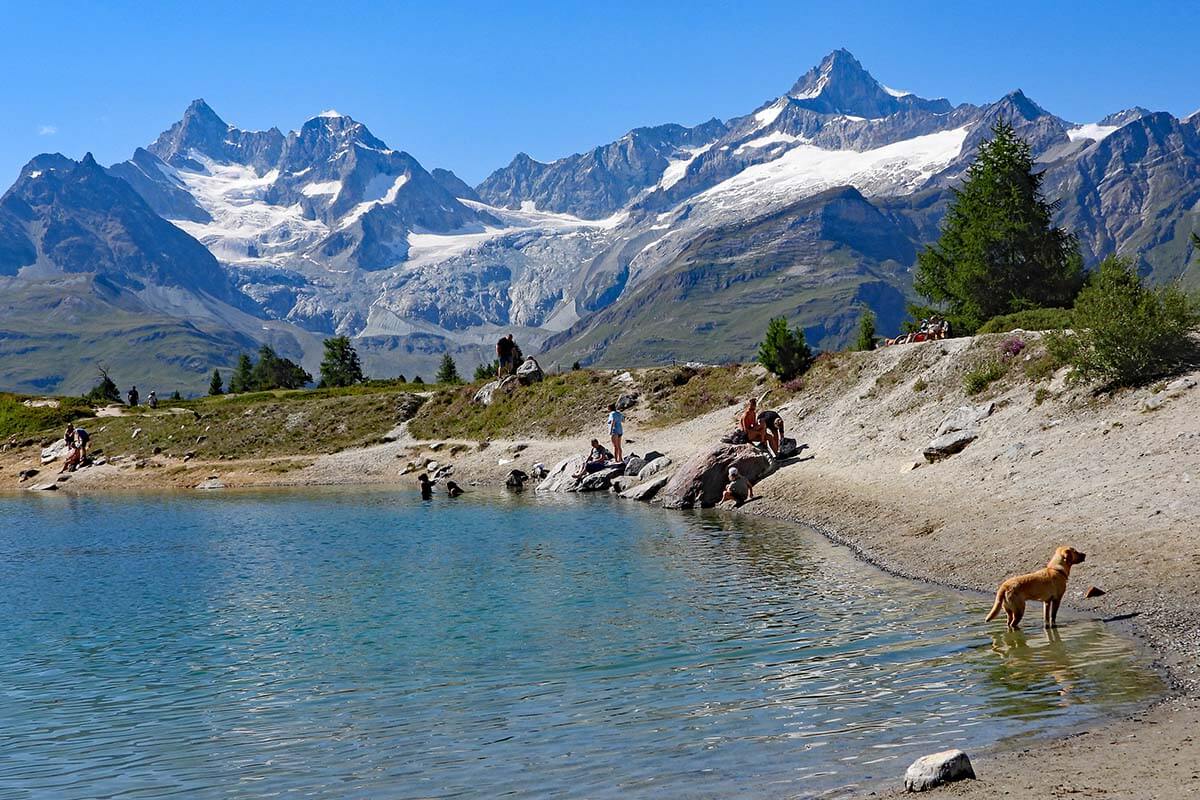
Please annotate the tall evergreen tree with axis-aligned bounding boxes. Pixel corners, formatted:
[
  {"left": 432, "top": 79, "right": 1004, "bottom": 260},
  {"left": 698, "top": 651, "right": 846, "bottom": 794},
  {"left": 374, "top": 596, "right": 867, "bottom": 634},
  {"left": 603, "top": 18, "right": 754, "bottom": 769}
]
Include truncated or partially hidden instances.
[
  {"left": 318, "top": 336, "right": 364, "bottom": 388},
  {"left": 756, "top": 316, "right": 813, "bottom": 381},
  {"left": 914, "top": 121, "right": 1085, "bottom": 333},
  {"left": 854, "top": 309, "right": 877, "bottom": 351},
  {"left": 249, "top": 344, "right": 311, "bottom": 391},
  {"left": 435, "top": 354, "right": 462, "bottom": 384},
  {"left": 208, "top": 369, "right": 224, "bottom": 396},
  {"left": 228, "top": 353, "right": 254, "bottom": 393},
  {"left": 84, "top": 365, "right": 121, "bottom": 403}
]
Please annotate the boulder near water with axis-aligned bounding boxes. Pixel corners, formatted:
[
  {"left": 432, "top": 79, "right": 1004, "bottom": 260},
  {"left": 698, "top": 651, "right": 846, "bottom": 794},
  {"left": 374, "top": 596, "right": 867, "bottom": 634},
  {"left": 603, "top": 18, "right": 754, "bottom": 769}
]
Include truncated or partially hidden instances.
[
  {"left": 903, "top": 749, "right": 975, "bottom": 792},
  {"left": 537, "top": 456, "right": 584, "bottom": 493},
  {"left": 637, "top": 455, "right": 672, "bottom": 481},
  {"left": 660, "top": 444, "right": 774, "bottom": 509}
]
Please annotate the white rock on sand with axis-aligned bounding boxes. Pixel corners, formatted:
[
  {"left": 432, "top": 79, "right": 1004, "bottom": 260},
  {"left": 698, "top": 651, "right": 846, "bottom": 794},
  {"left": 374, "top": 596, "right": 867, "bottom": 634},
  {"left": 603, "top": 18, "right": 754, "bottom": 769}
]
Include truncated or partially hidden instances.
[{"left": 904, "top": 749, "right": 975, "bottom": 792}]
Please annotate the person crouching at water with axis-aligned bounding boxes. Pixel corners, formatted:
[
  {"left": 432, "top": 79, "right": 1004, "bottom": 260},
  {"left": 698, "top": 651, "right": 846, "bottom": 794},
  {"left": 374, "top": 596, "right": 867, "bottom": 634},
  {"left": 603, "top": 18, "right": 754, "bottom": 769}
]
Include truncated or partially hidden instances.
[
  {"left": 60, "top": 424, "right": 80, "bottom": 473},
  {"left": 606, "top": 403, "right": 624, "bottom": 462},
  {"left": 721, "top": 467, "right": 754, "bottom": 506},
  {"left": 418, "top": 473, "right": 434, "bottom": 499},
  {"left": 572, "top": 439, "right": 613, "bottom": 479}
]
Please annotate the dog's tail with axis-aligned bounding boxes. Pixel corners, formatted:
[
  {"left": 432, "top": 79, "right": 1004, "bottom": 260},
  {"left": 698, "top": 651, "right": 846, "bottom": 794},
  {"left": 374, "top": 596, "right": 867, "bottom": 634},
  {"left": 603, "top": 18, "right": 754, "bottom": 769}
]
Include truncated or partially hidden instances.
[{"left": 984, "top": 589, "right": 1005, "bottom": 622}]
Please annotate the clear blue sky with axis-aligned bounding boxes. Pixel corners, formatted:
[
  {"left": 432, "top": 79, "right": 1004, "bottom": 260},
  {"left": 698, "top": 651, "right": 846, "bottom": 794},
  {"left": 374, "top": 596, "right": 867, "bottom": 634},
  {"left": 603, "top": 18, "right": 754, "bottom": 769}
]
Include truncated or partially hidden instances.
[{"left": 2, "top": 0, "right": 1196, "bottom": 187}]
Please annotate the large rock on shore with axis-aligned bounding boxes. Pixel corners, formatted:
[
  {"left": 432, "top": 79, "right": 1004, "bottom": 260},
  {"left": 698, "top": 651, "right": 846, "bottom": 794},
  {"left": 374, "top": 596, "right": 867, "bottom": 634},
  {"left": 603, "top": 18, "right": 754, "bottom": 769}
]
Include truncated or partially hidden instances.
[
  {"left": 620, "top": 474, "right": 670, "bottom": 502},
  {"left": 40, "top": 438, "right": 70, "bottom": 465},
  {"left": 573, "top": 465, "right": 623, "bottom": 492},
  {"left": 660, "top": 444, "right": 774, "bottom": 509},
  {"left": 637, "top": 455, "right": 672, "bottom": 481},
  {"left": 904, "top": 749, "right": 975, "bottom": 792},
  {"left": 537, "top": 456, "right": 584, "bottom": 492}
]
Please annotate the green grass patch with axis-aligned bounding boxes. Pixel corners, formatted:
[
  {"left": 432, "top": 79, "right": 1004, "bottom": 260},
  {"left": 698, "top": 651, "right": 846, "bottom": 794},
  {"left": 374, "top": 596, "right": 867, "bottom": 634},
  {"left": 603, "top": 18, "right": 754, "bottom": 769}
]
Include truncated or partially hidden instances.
[
  {"left": 642, "top": 365, "right": 763, "bottom": 428},
  {"left": 0, "top": 393, "right": 95, "bottom": 440},
  {"left": 977, "top": 307, "right": 1074, "bottom": 334},
  {"left": 963, "top": 359, "right": 1009, "bottom": 396}
]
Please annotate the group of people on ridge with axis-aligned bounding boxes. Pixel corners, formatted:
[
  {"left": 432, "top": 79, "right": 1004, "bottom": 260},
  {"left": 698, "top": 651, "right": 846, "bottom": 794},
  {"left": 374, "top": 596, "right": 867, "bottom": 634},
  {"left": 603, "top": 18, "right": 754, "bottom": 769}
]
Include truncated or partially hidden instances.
[{"left": 495, "top": 334, "right": 523, "bottom": 377}]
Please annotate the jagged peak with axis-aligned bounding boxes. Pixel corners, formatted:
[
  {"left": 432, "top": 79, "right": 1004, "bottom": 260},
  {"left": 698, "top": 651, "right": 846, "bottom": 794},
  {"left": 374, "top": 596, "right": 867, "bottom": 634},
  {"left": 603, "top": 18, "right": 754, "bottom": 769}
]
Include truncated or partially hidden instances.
[
  {"left": 181, "top": 98, "right": 229, "bottom": 129},
  {"left": 991, "top": 89, "right": 1050, "bottom": 119},
  {"left": 788, "top": 49, "right": 875, "bottom": 100}
]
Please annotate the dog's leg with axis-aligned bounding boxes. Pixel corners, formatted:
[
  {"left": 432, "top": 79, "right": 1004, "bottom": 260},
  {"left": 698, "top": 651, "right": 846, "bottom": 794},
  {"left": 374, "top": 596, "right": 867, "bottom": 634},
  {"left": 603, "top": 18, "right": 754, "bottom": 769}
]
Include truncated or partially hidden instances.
[
  {"left": 1043, "top": 600, "right": 1052, "bottom": 628},
  {"left": 1011, "top": 600, "right": 1025, "bottom": 630},
  {"left": 1049, "top": 597, "right": 1061, "bottom": 627}
]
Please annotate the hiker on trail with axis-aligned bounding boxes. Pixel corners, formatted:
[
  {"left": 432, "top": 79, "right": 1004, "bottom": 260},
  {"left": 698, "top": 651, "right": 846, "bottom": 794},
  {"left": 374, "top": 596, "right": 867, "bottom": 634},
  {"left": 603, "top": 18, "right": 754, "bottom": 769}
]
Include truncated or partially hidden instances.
[
  {"left": 147, "top": 391, "right": 158, "bottom": 409},
  {"left": 496, "top": 335, "right": 515, "bottom": 377},
  {"left": 572, "top": 438, "right": 613, "bottom": 479},
  {"left": 721, "top": 467, "right": 755, "bottom": 506},
  {"left": 418, "top": 473, "right": 435, "bottom": 500},
  {"left": 127, "top": 386, "right": 139, "bottom": 407},
  {"left": 607, "top": 403, "right": 624, "bottom": 462}
]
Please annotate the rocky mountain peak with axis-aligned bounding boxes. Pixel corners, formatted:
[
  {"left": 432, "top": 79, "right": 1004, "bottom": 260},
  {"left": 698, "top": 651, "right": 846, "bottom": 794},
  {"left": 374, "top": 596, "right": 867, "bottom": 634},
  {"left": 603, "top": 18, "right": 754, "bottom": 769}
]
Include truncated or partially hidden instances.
[
  {"left": 1099, "top": 107, "right": 1151, "bottom": 127},
  {"left": 784, "top": 49, "right": 950, "bottom": 118}
]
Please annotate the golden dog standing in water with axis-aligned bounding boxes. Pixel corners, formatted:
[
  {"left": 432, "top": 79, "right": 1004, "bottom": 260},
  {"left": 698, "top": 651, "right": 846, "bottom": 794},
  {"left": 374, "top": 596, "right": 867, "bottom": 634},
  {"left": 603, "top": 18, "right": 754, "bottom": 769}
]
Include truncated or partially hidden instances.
[{"left": 984, "top": 546, "right": 1087, "bottom": 630}]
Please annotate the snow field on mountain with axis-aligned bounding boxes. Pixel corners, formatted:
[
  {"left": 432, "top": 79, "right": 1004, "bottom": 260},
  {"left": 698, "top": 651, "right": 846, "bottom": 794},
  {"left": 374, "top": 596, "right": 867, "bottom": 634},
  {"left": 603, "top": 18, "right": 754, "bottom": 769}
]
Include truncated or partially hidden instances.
[
  {"left": 1067, "top": 123, "right": 1121, "bottom": 143},
  {"left": 696, "top": 125, "right": 970, "bottom": 214}
]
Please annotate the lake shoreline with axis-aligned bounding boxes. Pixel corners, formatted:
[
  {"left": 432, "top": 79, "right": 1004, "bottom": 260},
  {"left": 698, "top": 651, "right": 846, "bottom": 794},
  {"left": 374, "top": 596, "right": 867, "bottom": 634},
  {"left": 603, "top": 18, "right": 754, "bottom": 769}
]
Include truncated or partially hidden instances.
[{"left": 5, "top": 342, "right": 1198, "bottom": 797}]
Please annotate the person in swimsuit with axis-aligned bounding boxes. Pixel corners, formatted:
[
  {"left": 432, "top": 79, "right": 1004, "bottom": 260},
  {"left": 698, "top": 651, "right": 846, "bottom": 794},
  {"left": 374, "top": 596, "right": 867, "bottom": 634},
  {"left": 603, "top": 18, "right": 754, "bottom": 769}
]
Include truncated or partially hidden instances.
[{"left": 418, "top": 473, "right": 434, "bottom": 499}]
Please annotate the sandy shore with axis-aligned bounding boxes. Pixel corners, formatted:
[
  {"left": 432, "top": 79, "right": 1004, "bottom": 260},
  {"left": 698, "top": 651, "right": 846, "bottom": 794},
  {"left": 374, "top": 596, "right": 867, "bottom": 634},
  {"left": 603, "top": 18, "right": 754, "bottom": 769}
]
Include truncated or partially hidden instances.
[{"left": 5, "top": 337, "right": 1198, "bottom": 797}]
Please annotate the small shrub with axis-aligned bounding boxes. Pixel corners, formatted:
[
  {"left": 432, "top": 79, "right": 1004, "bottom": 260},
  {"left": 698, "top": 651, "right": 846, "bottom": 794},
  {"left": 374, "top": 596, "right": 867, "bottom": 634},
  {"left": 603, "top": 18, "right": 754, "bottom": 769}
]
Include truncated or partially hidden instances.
[
  {"left": 1034, "top": 387, "right": 1050, "bottom": 405},
  {"left": 978, "top": 307, "right": 1074, "bottom": 334},
  {"left": 1060, "top": 256, "right": 1199, "bottom": 386},
  {"left": 963, "top": 358, "right": 1008, "bottom": 396},
  {"left": 998, "top": 336, "right": 1026, "bottom": 358},
  {"left": 783, "top": 376, "right": 806, "bottom": 393},
  {"left": 912, "top": 378, "right": 928, "bottom": 392}
]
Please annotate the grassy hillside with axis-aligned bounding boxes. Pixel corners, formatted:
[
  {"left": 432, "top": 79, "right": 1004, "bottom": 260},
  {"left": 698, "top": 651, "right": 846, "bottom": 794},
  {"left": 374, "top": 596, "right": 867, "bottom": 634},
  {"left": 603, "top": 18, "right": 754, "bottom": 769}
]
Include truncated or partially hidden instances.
[{"left": 409, "top": 364, "right": 768, "bottom": 440}]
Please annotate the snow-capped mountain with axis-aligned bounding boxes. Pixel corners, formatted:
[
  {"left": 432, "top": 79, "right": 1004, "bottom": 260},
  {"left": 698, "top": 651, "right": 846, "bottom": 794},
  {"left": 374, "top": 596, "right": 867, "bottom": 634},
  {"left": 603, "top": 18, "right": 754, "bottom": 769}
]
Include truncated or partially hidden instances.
[{"left": 2, "top": 50, "right": 1198, "bottom": 393}]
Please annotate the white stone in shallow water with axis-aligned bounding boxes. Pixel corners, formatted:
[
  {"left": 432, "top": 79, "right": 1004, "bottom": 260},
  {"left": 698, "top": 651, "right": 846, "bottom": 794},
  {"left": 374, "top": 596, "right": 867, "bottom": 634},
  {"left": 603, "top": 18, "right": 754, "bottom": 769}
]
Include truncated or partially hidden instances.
[{"left": 904, "top": 749, "right": 975, "bottom": 792}]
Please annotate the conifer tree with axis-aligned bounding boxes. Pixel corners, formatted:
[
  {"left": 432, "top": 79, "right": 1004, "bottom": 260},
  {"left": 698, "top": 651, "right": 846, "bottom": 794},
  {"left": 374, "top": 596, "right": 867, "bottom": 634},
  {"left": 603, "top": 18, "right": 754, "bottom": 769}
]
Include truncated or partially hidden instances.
[
  {"left": 249, "top": 345, "right": 311, "bottom": 391},
  {"left": 914, "top": 121, "right": 1085, "bottom": 333},
  {"left": 435, "top": 354, "right": 462, "bottom": 384},
  {"left": 228, "top": 353, "right": 254, "bottom": 393},
  {"left": 854, "top": 309, "right": 877, "bottom": 351},
  {"left": 208, "top": 369, "right": 224, "bottom": 396},
  {"left": 318, "top": 336, "right": 364, "bottom": 388},
  {"left": 757, "top": 316, "right": 813, "bottom": 381}
]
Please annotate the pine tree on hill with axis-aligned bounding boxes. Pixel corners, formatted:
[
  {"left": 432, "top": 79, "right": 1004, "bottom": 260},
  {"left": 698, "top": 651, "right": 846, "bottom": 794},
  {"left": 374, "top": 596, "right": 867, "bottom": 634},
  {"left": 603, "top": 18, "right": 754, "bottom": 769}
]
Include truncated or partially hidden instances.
[
  {"left": 854, "top": 309, "right": 877, "bottom": 351},
  {"left": 228, "top": 353, "right": 254, "bottom": 393},
  {"left": 757, "top": 316, "right": 813, "bottom": 381},
  {"left": 318, "top": 336, "right": 364, "bottom": 388},
  {"left": 248, "top": 344, "right": 311, "bottom": 391},
  {"left": 914, "top": 120, "right": 1085, "bottom": 333},
  {"left": 208, "top": 369, "right": 224, "bottom": 396},
  {"left": 436, "top": 354, "right": 462, "bottom": 384}
]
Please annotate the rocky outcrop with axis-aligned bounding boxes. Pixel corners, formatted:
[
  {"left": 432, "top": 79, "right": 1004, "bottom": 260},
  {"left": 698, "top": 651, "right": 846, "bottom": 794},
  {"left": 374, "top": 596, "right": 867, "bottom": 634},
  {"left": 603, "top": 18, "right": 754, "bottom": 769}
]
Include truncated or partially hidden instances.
[
  {"left": 924, "top": 402, "right": 993, "bottom": 462},
  {"left": 660, "top": 444, "right": 774, "bottom": 509},
  {"left": 574, "top": 465, "right": 623, "bottom": 492},
  {"left": 903, "top": 749, "right": 975, "bottom": 792},
  {"left": 40, "top": 439, "right": 70, "bottom": 465},
  {"left": 473, "top": 375, "right": 520, "bottom": 406},
  {"left": 515, "top": 357, "right": 545, "bottom": 385},
  {"left": 622, "top": 455, "right": 646, "bottom": 477}
]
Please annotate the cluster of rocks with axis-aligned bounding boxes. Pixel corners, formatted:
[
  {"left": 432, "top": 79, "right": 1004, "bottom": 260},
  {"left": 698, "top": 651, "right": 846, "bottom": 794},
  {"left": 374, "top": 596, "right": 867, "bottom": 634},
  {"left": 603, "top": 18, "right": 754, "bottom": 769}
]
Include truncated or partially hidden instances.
[
  {"left": 536, "top": 450, "right": 673, "bottom": 501},
  {"left": 1141, "top": 376, "right": 1195, "bottom": 412},
  {"left": 473, "top": 357, "right": 546, "bottom": 406}
]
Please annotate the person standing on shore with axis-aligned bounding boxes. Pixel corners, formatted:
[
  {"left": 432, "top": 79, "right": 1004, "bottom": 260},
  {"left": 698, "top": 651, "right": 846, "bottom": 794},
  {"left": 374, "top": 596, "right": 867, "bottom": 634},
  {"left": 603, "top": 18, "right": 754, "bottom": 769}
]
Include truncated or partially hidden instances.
[{"left": 607, "top": 402, "right": 624, "bottom": 463}]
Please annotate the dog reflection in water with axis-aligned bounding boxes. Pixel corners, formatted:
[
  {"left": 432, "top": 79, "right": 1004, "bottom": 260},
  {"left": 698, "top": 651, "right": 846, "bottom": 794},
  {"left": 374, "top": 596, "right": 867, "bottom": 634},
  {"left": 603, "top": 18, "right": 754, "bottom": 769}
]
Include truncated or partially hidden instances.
[{"left": 990, "top": 627, "right": 1080, "bottom": 703}]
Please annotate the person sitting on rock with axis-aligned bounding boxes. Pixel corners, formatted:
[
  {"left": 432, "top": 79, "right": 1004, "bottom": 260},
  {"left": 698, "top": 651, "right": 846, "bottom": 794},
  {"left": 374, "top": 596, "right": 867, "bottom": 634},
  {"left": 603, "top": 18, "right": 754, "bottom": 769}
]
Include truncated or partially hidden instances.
[
  {"left": 740, "top": 398, "right": 773, "bottom": 453},
  {"left": 721, "top": 467, "right": 755, "bottom": 506},
  {"left": 572, "top": 439, "right": 613, "bottom": 478},
  {"left": 417, "top": 473, "right": 434, "bottom": 500},
  {"left": 60, "top": 423, "right": 81, "bottom": 474}
]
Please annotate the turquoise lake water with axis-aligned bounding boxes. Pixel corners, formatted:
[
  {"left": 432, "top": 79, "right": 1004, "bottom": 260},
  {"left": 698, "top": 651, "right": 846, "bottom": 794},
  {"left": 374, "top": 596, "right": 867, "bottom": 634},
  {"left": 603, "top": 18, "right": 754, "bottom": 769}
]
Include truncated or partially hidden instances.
[{"left": 0, "top": 490, "right": 1159, "bottom": 799}]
